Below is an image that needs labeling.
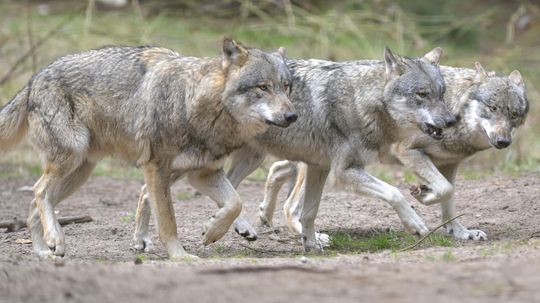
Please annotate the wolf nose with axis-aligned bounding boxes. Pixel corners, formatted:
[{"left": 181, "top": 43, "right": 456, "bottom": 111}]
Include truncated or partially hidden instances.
[
  {"left": 284, "top": 112, "right": 298, "bottom": 124},
  {"left": 445, "top": 117, "right": 457, "bottom": 127},
  {"left": 496, "top": 138, "right": 511, "bottom": 149}
]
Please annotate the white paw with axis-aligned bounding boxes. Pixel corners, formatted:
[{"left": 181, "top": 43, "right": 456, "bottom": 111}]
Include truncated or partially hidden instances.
[
  {"left": 410, "top": 184, "right": 452, "bottom": 206},
  {"left": 203, "top": 211, "right": 237, "bottom": 245},
  {"left": 399, "top": 207, "right": 429, "bottom": 236},
  {"left": 302, "top": 233, "right": 324, "bottom": 253},
  {"left": 234, "top": 217, "right": 258, "bottom": 241},
  {"left": 44, "top": 230, "right": 65, "bottom": 257},
  {"left": 133, "top": 237, "right": 155, "bottom": 253},
  {"left": 258, "top": 211, "right": 273, "bottom": 228},
  {"left": 448, "top": 226, "right": 487, "bottom": 241},
  {"left": 316, "top": 232, "right": 331, "bottom": 247}
]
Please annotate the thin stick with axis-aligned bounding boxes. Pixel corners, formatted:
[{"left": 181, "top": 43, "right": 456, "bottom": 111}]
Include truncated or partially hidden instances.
[
  {"left": 0, "top": 215, "right": 93, "bottom": 232},
  {"left": 0, "top": 13, "right": 77, "bottom": 85},
  {"left": 26, "top": 0, "right": 37, "bottom": 73},
  {"left": 398, "top": 214, "right": 465, "bottom": 252}
]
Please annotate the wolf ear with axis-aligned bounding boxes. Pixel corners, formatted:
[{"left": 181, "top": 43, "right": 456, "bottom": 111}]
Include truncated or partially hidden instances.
[
  {"left": 508, "top": 70, "right": 524, "bottom": 87},
  {"left": 273, "top": 47, "right": 287, "bottom": 60},
  {"left": 474, "top": 62, "right": 488, "bottom": 82},
  {"left": 277, "top": 47, "right": 286, "bottom": 57},
  {"left": 384, "top": 47, "right": 403, "bottom": 76},
  {"left": 423, "top": 47, "right": 443, "bottom": 65},
  {"left": 222, "top": 38, "right": 248, "bottom": 68}
]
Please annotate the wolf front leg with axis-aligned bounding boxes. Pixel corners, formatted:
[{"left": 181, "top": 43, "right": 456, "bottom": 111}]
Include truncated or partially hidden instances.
[
  {"left": 188, "top": 169, "right": 242, "bottom": 245},
  {"left": 336, "top": 166, "right": 430, "bottom": 236},
  {"left": 297, "top": 165, "right": 329, "bottom": 252},
  {"left": 438, "top": 164, "right": 487, "bottom": 240},
  {"left": 395, "top": 148, "right": 453, "bottom": 205},
  {"left": 227, "top": 145, "right": 267, "bottom": 241},
  {"left": 143, "top": 162, "right": 193, "bottom": 259}
]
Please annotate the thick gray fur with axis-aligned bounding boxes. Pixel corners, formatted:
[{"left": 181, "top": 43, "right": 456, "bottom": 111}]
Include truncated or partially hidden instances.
[
  {"left": 128, "top": 47, "right": 452, "bottom": 253},
  {"left": 0, "top": 39, "right": 295, "bottom": 259},
  {"left": 258, "top": 62, "right": 528, "bottom": 245}
]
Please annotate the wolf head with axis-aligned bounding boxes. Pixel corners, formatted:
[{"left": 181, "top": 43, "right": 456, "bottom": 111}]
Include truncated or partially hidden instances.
[
  {"left": 383, "top": 47, "right": 456, "bottom": 140},
  {"left": 462, "top": 62, "right": 528, "bottom": 149},
  {"left": 220, "top": 39, "right": 296, "bottom": 131}
]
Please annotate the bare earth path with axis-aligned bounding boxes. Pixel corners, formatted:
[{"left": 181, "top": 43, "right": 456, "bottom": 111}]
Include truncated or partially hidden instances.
[{"left": 1, "top": 170, "right": 539, "bottom": 303}]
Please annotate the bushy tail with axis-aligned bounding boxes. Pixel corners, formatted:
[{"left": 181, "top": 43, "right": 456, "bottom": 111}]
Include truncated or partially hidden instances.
[{"left": 0, "top": 85, "right": 29, "bottom": 154}]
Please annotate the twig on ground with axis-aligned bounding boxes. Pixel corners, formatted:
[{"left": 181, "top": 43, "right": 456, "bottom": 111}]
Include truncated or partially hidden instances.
[
  {"left": 398, "top": 214, "right": 465, "bottom": 252},
  {"left": 0, "top": 215, "right": 93, "bottom": 232}
]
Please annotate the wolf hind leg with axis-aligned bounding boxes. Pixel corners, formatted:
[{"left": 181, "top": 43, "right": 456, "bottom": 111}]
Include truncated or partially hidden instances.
[
  {"left": 188, "top": 169, "right": 242, "bottom": 246},
  {"left": 133, "top": 171, "right": 184, "bottom": 252},
  {"left": 29, "top": 158, "right": 96, "bottom": 258}
]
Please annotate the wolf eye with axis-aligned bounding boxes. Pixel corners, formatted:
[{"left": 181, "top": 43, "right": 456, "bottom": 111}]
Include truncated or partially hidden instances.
[
  {"left": 511, "top": 112, "right": 519, "bottom": 119},
  {"left": 258, "top": 84, "right": 268, "bottom": 91},
  {"left": 416, "top": 92, "right": 428, "bottom": 99},
  {"left": 489, "top": 105, "right": 497, "bottom": 112},
  {"left": 283, "top": 83, "right": 289, "bottom": 91}
]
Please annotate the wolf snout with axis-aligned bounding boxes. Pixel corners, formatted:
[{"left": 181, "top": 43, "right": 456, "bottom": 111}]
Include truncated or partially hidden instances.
[
  {"left": 284, "top": 112, "right": 298, "bottom": 124},
  {"left": 445, "top": 116, "right": 457, "bottom": 127},
  {"left": 494, "top": 137, "right": 511, "bottom": 149},
  {"left": 266, "top": 111, "right": 298, "bottom": 128}
]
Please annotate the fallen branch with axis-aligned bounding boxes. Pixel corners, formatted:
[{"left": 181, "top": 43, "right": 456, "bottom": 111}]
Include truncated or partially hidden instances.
[
  {"left": 0, "top": 215, "right": 93, "bottom": 232},
  {"left": 398, "top": 214, "right": 465, "bottom": 252}
]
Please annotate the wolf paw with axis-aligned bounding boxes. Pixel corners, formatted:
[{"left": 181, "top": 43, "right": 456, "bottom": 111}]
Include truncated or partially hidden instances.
[
  {"left": 258, "top": 212, "right": 273, "bottom": 228},
  {"left": 133, "top": 237, "right": 155, "bottom": 253},
  {"left": 203, "top": 213, "right": 237, "bottom": 245},
  {"left": 447, "top": 225, "right": 487, "bottom": 241},
  {"left": 234, "top": 217, "right": 258, "bottom": 241},
  {"left": 400, "top": 208, "right": 429, "bottom": 236},
  {"left": 302, "top": 233, "right": 325, "bottom": 253},
  {"left": 44, "top": 230, "right": 65, "bottom": 257},
  {"left": 316, "top": 232, "right": 331, "bottom": 247},
  {"left": 410, "top": 183, "right": 453, "bottom": 206}
]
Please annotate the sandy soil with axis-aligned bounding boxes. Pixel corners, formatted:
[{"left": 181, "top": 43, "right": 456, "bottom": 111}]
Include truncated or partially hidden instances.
[{"left": 1, "top": 169, "right": 539, "bottom": 303}]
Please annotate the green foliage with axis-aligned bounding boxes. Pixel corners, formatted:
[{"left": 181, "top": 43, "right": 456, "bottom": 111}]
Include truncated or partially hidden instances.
[
  {"left": 327, "top": 229, "right": 454, "bottom": 253},
  {"left": 0, "top": 0, "right": 539, "bottom": 176}
]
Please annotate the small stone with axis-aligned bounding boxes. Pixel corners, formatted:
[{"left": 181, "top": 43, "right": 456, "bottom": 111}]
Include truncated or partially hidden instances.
[
  {"left": 134, "top": 256, "right": 143, "bottom": 265},
  {"left": 300, "top": 256, "right": 308, "bottom": 264}
]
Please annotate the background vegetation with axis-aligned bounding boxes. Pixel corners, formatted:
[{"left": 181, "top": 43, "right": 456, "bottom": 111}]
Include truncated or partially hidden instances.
[{"left": 0, "top": 0, "right": 539, "bottom": 181}]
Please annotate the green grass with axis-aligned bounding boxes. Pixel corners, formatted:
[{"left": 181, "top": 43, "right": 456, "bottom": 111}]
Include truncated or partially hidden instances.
[
  {"left": 120, "top": 210, "right": 136, "bottom": 223},
  {"left": 327, "top": 229, "right": 454, "bottom": 253},
  {"left": 176, "top": 191, "right": 193, "bottom": 201}
]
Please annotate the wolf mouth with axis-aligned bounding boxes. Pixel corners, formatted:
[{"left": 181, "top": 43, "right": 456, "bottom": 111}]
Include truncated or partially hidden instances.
[
  {"left": 424, "top": 123, "right": 443, "bottom": 140},
  {"left": 265, "top": 119, "right": 290, "bottom": 128}
]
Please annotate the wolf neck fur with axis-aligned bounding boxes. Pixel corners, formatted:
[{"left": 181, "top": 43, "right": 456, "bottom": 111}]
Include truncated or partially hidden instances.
[{"left": 187, "top": 61, "right": 258, "bottom": 158}]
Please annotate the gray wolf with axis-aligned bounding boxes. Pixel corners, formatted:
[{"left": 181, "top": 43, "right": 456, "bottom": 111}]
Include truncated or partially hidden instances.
[
  {"left": 134, "top": 47, "right": 456, "bottom": 252},
  {"left": 258, "top": 62, "right": 528, "bottom": 244},
  {"left": 0, "top": 39, "right": 295, "bottom": 259}
]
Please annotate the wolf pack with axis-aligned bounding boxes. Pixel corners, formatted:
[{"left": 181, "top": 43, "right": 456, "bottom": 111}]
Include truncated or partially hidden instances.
[{"left": 0, "top": 38, "right": 528, "bottom": 259}]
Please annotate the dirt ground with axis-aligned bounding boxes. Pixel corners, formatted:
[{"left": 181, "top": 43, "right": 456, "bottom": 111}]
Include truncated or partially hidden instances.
[{"left": 1, "top": 168, "right": 539, "bottom": 303}]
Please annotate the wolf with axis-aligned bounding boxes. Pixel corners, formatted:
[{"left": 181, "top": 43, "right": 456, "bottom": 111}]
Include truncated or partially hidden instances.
[
  {"left": 258, "top": 62, "right": 528, "bottom": 244},
  {"left": 0, "top": 39, "right": 295, "bottom": 259},
  {"left": 133, "top": 47, "right": 456, "bottom": 252}
]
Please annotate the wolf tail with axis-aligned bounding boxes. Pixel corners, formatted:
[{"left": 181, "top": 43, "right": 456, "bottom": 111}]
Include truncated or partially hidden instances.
[{"left": 0, "top": 85, "right": 29, "bottom": 155}]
